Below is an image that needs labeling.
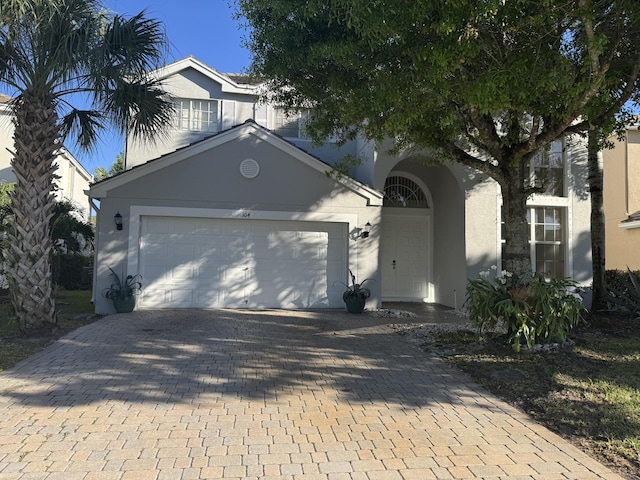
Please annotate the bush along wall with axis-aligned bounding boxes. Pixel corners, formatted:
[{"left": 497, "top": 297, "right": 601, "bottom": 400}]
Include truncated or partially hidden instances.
[
  {"left": 52, "top": 254, "right": 93, "bottom": 290},
  {"left": 466, "top": 266, "right": 584, "bottom": 352},
  {"left": 606, "top": 268, "right": 640, "bottom": 318}
]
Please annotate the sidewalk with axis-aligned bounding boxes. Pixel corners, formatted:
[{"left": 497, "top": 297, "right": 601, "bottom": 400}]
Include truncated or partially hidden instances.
[{"left": 0, "top": 308, "right": 624, "bottom": 479}]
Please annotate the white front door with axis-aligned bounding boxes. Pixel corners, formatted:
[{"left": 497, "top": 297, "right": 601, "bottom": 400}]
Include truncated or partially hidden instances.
[{"left": 381, "top": 211, "right": 432, "bottom": 301}]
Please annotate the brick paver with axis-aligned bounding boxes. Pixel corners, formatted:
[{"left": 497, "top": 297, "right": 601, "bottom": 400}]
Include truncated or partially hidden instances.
[{"left": 0, "top": 309, "right": 625, "bottom": 479}]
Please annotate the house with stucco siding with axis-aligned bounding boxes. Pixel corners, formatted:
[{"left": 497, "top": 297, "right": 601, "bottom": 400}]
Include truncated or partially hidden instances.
[
  {"left": 0, "top": 94, "right": 93, "bottom": 219},
  {"left": 89, "top": 56, "right": 593, "bottom": 314},
  {"left": 603, "top": 125, "right": 640, "bottom": 271}
]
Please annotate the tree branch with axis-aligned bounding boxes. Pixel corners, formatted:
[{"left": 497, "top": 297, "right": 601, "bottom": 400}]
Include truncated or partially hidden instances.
[{"left": 441, "top": 141, "right": 503, "bottom": 183}]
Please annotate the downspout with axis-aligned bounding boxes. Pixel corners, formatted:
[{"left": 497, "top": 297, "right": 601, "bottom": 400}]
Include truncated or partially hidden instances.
[
  {"left": 124, "top": 126, "right": 128, "bottom": 171},
  {"left": 625, "top": 131, "right": 630, "bottom": 215},
  {"left": 88, "top": 196, "right": 100, "bottom": 305}
]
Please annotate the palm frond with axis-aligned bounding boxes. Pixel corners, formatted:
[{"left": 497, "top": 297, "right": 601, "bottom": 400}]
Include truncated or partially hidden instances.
[
  {"left": 101, "top": 78, "right": 174, "bottom": 141},
  {"left": 59, "top": 109, "right": 105, "bottom": 151},
  {"left": 102, "top": 11, "right": 168, "bottom": 73}
]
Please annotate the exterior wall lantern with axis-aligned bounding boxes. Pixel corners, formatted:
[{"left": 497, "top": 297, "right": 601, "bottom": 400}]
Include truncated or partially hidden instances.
[
  {"left": 114, "top": 212, "right": 123, "bottom": 231},
  {"left": 360, "top": 222, "right": 371, "bottom": 239}
]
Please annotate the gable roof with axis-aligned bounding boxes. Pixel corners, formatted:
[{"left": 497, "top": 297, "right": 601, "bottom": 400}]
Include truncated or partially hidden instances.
[
  {"left": 89, "top": 120, "right": 383, "bottom": 206},
  {"left": 148, "top": 56, "right": 260, "bottom": 95}
]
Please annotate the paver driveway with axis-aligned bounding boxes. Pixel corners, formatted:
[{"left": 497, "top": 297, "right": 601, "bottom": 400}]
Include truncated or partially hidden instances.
[{"left": 0, "top": 309, "right": 624, "bottom": 479}]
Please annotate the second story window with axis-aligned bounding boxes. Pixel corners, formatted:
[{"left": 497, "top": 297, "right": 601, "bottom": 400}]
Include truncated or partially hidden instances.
[
  {"left": 273, "top": 109, "right": 309, "bottom": 139},
  {"left": 531, "top": 139, "right": 565, "bottom": 197},
  {"left": 175, "top": 99, "right": 219, "bottom": 133}
]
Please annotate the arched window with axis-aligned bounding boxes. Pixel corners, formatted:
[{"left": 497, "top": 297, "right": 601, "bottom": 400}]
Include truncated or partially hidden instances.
[{"left": 383, "top": 176, "right": 429, "bottom": 208}]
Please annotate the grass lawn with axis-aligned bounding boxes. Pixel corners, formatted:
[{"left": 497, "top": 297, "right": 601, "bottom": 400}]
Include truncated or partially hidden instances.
[
  {"left": 416, "top": 312, "right": 640, "bottom": 480},
  {"left": 0, "top": 289, "right": 97, "bottom": 372}
]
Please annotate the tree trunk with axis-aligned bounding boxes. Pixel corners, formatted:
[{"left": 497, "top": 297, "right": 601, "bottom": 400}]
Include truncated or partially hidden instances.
[
  {"left": 501, "top": 170, "right": 533, "bottom": 284},
  {"left": 588, "top": 128, "right": 606, "bottom": 310},
  {"left": 500, "top": 162, "right": 533, "bottom": 284},
  {"left": 7, "top": 91, "right": 58, "bottom": 330}
]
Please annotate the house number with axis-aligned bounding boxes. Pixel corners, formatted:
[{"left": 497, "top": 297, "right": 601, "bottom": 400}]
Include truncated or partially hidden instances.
[{"left": 241, "top": 212, "right": 251, "bottom": 218}]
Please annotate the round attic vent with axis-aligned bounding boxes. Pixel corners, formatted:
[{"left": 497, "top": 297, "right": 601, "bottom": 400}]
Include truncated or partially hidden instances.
[{"left": 240, "top": 158, "right": 260, "bottom": 179}]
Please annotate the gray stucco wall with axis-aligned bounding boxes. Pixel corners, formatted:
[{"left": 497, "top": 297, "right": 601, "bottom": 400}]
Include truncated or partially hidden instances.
[{"left": 92, "top": 132, "right": 380, "bottom": 314}]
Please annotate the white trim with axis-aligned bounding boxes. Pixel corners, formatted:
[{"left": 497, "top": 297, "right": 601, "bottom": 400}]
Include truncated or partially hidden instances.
[
  {"left": 619, "top": 220, "right": 640, "bottom": 229},
  {"left": 496, "top": 183, "right": 503, "bottom": 266},
  {"left": 150, "top": 57, "right": 259, "bottom": 95},
  {"left": 126, "top": 205, "right": 361, "bottom": 285},
  {"left": 528, "top": 195, "right": 570, "bottom": 207}
]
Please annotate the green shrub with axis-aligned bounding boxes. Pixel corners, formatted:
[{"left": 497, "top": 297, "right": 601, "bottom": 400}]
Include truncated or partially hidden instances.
[
  {"left": 606, "top": 268, "right": 640, "bottom": 318},
  {"left": 52, "top": 254, "right": 93, "bottom": 290},
  {"left": 466, "top": 267, "right": 584, "bottom": 351}
]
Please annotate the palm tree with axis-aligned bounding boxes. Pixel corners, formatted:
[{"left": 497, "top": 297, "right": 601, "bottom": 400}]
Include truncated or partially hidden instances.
[{"left": 0, "top": 0, "right": 173, "bottom": 330}]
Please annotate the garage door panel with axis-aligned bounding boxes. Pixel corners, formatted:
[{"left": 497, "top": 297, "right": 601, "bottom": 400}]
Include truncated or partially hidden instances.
[
  {"left": 225, "top": 237, "right": 253, "bottom": 257},
  {"left": 168, "top": 288, "right": 194, "bottom": 306},
  {"left": 143, "top": 265, "right": 170, "bottom": 284},
  {"left": 142, "top": 288, "right": 169, "bottom": 305},
  {"left": 195, "top": 266, "right": 221, "bottom": 281},
  {"left": 169, "top": 218, "right": 197, "bottom": 234},
  {"left": 194, "top": 246, "right": 222, "bottom": 262},
  {"left": 139, "top": 216, "right": 347, "bottom": 309},
  {"left": 144, "top": 218, "right": 172, "bottom": 234},
  {"left": 194, "top": 288, "right": 220, "bottom": 306},
  {"left": 194, "top": 221, "right": 224, "bottom": 236},
  {"left": 168, "top": 265, "right": 197, "bottom": 281},
  {"left": 171, "top": 243, "right": 196, "bottom": 260}
]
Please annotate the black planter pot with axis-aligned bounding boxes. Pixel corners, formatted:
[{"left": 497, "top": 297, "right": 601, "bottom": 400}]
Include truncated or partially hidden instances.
[
  {"left": 112, "top": 294, "right": 136, "bottom": 313},
  {"left": 344, "top": 294, "right": 366, "bottom": 314}
]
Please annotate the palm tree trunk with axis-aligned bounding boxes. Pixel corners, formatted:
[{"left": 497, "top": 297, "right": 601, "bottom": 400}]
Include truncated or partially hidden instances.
[
  {"left": 7, "top": 91, "right": 58, "bottom": 330},
  {"left": 588, "top": 128, "right": 606, "bottom": 310}
]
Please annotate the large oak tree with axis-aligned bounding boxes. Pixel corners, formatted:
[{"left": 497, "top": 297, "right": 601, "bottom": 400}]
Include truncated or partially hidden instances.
[
  {"left": 0, "top": 0, "right": 173, "bottom": 330},
  {"left": 238, "top": 0, "right": 640, "bottom": 285}
]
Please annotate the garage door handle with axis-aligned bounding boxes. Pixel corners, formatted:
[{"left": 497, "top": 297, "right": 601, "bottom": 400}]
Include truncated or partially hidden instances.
[{"left": 392, "top": 260, "right": 396, "bottom": 270}]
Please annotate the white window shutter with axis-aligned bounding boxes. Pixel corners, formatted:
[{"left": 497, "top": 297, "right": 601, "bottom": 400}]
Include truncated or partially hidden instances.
[
  {"left": 254, "top": 103, "right": 268, "bottom": 128},
  {"left": 221, "top": 100, "right": 236, "bottom": 130}
]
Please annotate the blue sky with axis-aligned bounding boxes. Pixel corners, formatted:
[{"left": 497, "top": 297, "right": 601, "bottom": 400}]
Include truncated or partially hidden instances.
[{"left": 86, "top": 0, "right": 252, "bottom": 172}]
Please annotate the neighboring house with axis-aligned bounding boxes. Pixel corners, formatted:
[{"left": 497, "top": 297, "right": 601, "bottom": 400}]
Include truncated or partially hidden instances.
[
  {"left": 0, "top": 94, "right": 93, "bottom": 219},
  {"left": 89, "top": 56, "right": 593, "bottom": 314},
  {"left": 603, "top": 124, "right": 640, "bottom": 271}
]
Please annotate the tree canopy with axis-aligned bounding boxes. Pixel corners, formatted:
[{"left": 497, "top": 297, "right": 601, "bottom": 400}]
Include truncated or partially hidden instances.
[
  {"left": 238, "top": 0, "right": 640, "bottom": 280},
  {"left": 94, "top": 151, "right": 125, "bottom": 181}
]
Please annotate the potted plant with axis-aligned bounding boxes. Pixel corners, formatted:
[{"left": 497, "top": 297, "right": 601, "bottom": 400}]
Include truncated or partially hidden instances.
[
  {"left": 103, "top": 266, "right": 142, "bottom": 313},
  {"left": 335, "top": 269, "right": 374, "bottom": 313}
]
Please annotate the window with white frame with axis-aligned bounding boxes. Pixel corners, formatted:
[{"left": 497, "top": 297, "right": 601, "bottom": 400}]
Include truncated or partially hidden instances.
[
  {"left": 501, "top": 206, "right": 566, "bottom": 279},
  {"left": 272, "top": 109, "right": 310, "bottom": 139},
  {"left": 530, "top": 139, "right": 565, "bottom": 197},
  {"left": 532, "top": 207, "right": 565, "bottom": 279},
  {"left": 383, "top": 176, "right": 429, "bottom": 208},
  {"left": 174, "top": 99, "right": 219, "bottom": 133}
]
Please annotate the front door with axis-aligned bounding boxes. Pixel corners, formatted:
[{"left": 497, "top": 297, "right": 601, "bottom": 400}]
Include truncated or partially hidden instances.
[{"left": 381, "top": 212, "right": 431, "bottom": 301}]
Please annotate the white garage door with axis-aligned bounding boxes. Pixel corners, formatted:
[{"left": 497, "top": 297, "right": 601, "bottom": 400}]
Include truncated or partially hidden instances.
[{"left": 138, "top": 216, "right": 348, "bottom": 309}]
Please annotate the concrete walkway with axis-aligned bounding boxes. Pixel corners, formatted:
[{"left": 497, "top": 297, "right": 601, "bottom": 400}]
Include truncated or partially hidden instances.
[{"left": 0, "top": 308, "right": 624, "bottom": 479}]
